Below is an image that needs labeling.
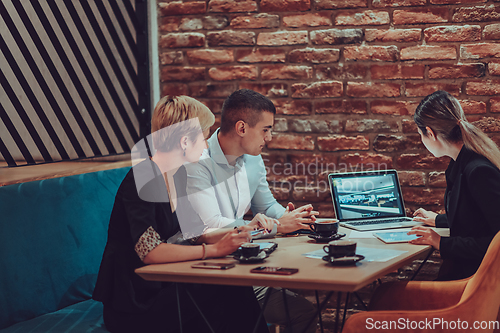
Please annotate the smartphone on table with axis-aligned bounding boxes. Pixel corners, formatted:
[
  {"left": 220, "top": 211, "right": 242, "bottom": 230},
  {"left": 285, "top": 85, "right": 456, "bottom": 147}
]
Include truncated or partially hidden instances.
[
  {"left": 250, "top": 266, "right": 299, "bottom": 275},
  {"left": 191, "top": 262, "right": 236, "bottom": 270}
]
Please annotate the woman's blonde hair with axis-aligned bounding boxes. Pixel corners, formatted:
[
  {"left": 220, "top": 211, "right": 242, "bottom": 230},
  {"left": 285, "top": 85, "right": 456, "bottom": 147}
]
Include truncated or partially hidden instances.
[
  {"left": 151, "top": 95, "right": 215, "bottom": 152},
  {"left": 414, "top": 90, "right": 500, "bottom": 170}
]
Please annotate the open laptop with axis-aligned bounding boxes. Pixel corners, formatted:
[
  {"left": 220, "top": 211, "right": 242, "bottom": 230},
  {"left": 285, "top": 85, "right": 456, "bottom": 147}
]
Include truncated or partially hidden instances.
[{"left": 328, "top": 170, "right": 423, "bottom": 231}]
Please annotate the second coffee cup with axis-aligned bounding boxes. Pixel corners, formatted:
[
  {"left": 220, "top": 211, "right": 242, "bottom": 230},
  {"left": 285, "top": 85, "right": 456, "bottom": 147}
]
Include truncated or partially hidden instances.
[
  {"left": 309, "top": 219, "right": 339, "bottom": 236},
  {"left": 323, "top": 240, "right": 357, "bottom": 258},
  {"left": 241, "top": 243, "right": 260, "bottom": 258}
]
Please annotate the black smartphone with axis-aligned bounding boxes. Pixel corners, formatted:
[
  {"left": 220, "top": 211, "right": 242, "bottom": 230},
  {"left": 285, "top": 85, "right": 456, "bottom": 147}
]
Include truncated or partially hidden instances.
[
  {"left": 250, "top": 266, "right": 299, "bottom": 275},
  {"left": 191, "top": 262, "right": 236, "bottom": 270}
]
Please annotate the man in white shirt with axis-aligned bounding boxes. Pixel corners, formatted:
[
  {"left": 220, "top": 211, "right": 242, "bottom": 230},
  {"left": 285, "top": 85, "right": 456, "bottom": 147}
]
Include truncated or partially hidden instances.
[{"left": 185, "top": 89, "right": 318, "bottom": 333}]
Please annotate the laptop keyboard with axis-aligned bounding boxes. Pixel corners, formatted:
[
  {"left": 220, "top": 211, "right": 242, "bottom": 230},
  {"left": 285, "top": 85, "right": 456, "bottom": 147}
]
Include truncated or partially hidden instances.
[{"left": 347, "top": 218, "right": 411, "bottom": 226}]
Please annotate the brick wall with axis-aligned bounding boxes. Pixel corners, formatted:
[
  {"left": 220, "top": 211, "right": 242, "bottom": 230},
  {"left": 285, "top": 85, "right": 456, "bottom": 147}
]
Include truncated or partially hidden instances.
[{"left": 158, "top": 0, "right": 500, "bottom": 217}]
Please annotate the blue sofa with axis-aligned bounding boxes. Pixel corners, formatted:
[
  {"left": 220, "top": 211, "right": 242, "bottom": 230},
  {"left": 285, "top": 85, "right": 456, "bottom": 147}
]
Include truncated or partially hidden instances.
[{"left": 0, "top": 167, "right": 130, "bottom": 332}]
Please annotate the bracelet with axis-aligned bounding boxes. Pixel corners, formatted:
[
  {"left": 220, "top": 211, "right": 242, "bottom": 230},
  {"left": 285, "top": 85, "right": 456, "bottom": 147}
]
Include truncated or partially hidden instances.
[{"left": 201, "top": 243, "right": 207, "bottom": 260}]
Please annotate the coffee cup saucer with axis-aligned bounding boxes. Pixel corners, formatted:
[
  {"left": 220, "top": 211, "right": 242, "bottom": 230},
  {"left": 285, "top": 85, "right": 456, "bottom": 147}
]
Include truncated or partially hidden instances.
[
  {"left": 233, "top": 250, "right": 267, "bottom": 263},
  {"left": 308, "top": 233, "right": 346, "bottom": 243},
  {"left": 322, "top": 254, "right": 365, "bottom": 266}
]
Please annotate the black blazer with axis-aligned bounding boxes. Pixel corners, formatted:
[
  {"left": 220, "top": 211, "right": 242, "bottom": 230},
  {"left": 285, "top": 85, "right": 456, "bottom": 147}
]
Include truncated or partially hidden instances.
[{"left": 435, "top": 147, "right": 500, "bottom": 280}]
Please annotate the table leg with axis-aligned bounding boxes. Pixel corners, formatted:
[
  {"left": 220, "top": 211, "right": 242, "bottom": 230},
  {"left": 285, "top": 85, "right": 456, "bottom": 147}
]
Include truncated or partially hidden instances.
[
  {"left": 253, "top": 287, "right": 273, "bottom": 333},
  {"left": 185, "top": 288, "right": 216, "bottom": 333},
  {"left": 302, "top": 291, "right": 334, "bottom": 333},
  {"left": 315, "top": 290, "right": 324, "bottom": 333},
  {"left": 281, "top": 288, "right": 293, "bottom": 333},
  {"left": 334, "top": 292, "right": 341, "bottom": 333},
  {"left": 353, "top": 292, "right": 368, "bottom": 311},
  {"left": 175, "top": 284, "right": 182, "bottom": 333},
  {"left": 341, "top": 292, "right": 350, "bottom": 332},
  {"left": 410, "top": 249, "right": 433, "bottom": 281}
]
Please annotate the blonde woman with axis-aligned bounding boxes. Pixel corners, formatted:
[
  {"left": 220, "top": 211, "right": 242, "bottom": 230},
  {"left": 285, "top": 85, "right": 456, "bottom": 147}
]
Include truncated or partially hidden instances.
[
  {"left": 408, "top": 90, "right": 500, "bottom": 280},
  {"left": 93, "top": 96, "right": 270, "bottom": 332}
]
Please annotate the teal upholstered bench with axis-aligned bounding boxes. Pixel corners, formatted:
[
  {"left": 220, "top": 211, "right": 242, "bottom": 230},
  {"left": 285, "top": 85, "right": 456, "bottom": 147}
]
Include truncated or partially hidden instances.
[{"left": 0, "top": 167, "right": 130, "bottom": 332}]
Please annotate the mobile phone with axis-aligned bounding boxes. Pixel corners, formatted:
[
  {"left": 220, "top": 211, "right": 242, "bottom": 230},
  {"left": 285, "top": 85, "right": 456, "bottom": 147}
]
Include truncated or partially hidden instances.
[
  {"left": 250, "top": 266, "right": 299, "bottom": 275},
  {"left": 191, "top": 262, "right": 236, "bottom": 270}
]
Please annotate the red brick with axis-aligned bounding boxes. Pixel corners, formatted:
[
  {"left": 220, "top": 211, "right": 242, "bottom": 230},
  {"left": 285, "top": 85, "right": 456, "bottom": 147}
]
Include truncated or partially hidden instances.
[
  {"left": 431, "top": 0, "right": 486, "bottom": 4},
  {"left": 207, "top": 31, "right": 255, "bottom": 46},
  {"left": 397, "top": 154, "right": 450, "bottom": 170},
  {"left": 402, "top": 118, "right": 419, "bottom": 133},
  {"left": 288, "top": 153, "right": 338, "bottom": 172},
  {"left": 159, "top": 51, "right": 183, "bottom": 65},
  {"left": 310, "top": 29, "right": 363, "bottom": 45},
  {"left": 373, "top": 134, "right": 423, "bottom": 152},
  {"left": 424, "top": 25, "right": 481, "bottom": 42},
  {"left": 339, "top": 153, "right": 394, "bottom": 170},
  {"left": 269, "top": 186, "right": 290, "bottom": 201},
  {"left": 291, "top": 81, "right": 343, "bottom": 98},
  {"left": 159, "top": 17, "right": 181, "bottom": 32},
  {"left": 230, "top": 14, "right": 279, "bottom": 29},
  {"left": 345, "top": 119, "right": 399, "bottom": 133},
  {"left": 401, "top": 45, "right": 456, "bottom": 61},
  {"left": 315, "top": 0, "right": 367, "bottom": 9},
  {"left": 262, "top": 152, "right": 287, "bottom": 167},
  {"left": 372, "top": 0, "right": 425, "bottom": 7},
  {"left": 161, "top": 66, "right": 205, "bottom": 82},
  {"left": 429, "top": 63, "right": 485, "bottom": 79},
  {"left": 398, "top": 171, "right": 426, "bottom": 187},
  {"left": 460, "top": 100, "right": 487, "bottom": 114},
  {"left": 492, "top": 98, "right": 500, "bottom": 113},
  {"left": 473, "top": 116, "right": 500, "bottom": 132},
  {"left": 208, "top": 66, "right": 257, "bottom": 81},
  {"left": 239, "top": 83, "right": 288, "bottom": 97},
  {"left": 203, "top": 16, "right": 229, "bottom": 30},
  {"left": 365, "top": 29, "right": 421, "bottom": 42},
  {"left": 180, "top": 18, "right": 204, "bottom": 31},
  {"left": 317, "top": 135, "right": 369, "bottom": 151},
  {"left": 290, "top": 119, "right": 342, "bottom": 133},
  {"left": 190, "top": 83, "right": 236, "bottom": 98},
  {"left": 402, "top": 188, "right": 445, "bottom": 206},
  {"left": 289, "top": 48, "right": 340, "bottom": 64},
  {"left": 347, "top": 82, "right": 400, "bottom": 98},
  {"left": 292, "top": 186, "right": 330, "bottom": 203},
  {"left": 316, "top": 64, "right": 367, "bottom": 80},
  {"left": 315, "top": 100, "right": 367, "bottom": 114},
  {"left": 235, "top": 49, "right": 286, "bottom": 63},
  {"left": 208, "top": 0, "right": 257, "bottom": 12},
  {"left": 466, "top": 80, "right": 500, "bottom": 95},
  {"left": 202, "top": 99, "right": 225, "bottom": 114},
  {"left": 371, "top": 64, "right": 424, "bottom": 80},
  {"left": 257, "top": 31, "right": 308, "bottom": 46},
  {"left": 406, "top": 83, "right": 461, "bottom": 97},
  {"left": 266, "top": 134, "right": 315, "bottom": 150},
  {"left": 274, "top": 100, "right": 312, "bottom": 115},
  {"left": 371, "top": 100, "right": 417, "bottom": 115},
  {"left": 335, "top": 10, "right": 390, "bottom": 26},
  {"left": 260, "top": 0, "right": 311, "bottom": 12},
  {"left": 159, "top": 33, "right": 205, "bottom": 48},
  {"left": 393, "top": 8, "right": 448, "bottom": 25},
  {"left": 186, "top": 49, "right": 233, "bottom": 65},
  {"left": 452, "top": 5, "right": 500, "bottom": 22},
  {"left": 158, "top": 1, "right": 206, "bottom": 16},
  {"left": 261, "top": 65, "right": 312, "bottom": 80},
  {"left": 428, "top": 171, "right": 446, "bottom": 187},
  {"left": 161, "top": 83, "right": 189, "bottom": 96},
  {"left": 460, "top": 43, "right": 500, "bottom": 59},
  {"left": 344, "top": 45, "right": 399, "bottom": 62},
  {"left": 484, "top": 24, "right": 500, "bottom": 39},
  {"left": 283, "top": 13, "right": 332, "bottom": 27},
  {"left": 490, "top": 61, "right": 500, "bottom": 75}
]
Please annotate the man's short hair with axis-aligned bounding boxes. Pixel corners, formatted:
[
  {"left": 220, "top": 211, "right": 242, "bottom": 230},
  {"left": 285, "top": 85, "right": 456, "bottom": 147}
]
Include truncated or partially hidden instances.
[{"left": 220, "top": 89, "right": 276, "bottom": 134}]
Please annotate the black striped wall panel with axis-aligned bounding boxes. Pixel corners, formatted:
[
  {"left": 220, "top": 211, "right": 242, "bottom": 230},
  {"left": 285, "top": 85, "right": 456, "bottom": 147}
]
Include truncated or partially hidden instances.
[{"left": 0, "top": 0, "right": 150, "bottom": 167}]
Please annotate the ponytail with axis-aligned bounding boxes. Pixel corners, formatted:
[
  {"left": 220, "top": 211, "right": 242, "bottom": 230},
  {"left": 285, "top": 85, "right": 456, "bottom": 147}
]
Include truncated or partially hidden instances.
[{"left": 459, "top": 120, "right": 500, "bottom": 170}]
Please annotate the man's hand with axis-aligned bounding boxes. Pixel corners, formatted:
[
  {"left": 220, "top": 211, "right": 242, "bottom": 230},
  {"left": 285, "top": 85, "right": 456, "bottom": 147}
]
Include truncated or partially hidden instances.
[
  {"left": 277, "top": 202, "right": 319, "bottom": 234},
  {"left": 413, "top": 208, "right": 438, "bottom": 227}
]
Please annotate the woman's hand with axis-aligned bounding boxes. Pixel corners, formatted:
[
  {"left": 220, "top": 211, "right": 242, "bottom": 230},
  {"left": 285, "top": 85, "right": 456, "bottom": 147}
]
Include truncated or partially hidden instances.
[
  {"left": 248, "top": 213, "right": 279, "bottom": 233},
  {"left": 209, "top": 228, "right": 251, "bottom": 258},
  {"left": 407, "top": 226, "right": 441, "bottom": 250},
  {"left": 413, "top": 208, "right": 438, "bottom": 227}
]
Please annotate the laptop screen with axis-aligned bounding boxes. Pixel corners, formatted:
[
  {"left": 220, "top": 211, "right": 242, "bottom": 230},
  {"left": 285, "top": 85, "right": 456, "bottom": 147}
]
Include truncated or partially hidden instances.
[{"left": 328, "top": 170, "right": 406, "bottom": 221}]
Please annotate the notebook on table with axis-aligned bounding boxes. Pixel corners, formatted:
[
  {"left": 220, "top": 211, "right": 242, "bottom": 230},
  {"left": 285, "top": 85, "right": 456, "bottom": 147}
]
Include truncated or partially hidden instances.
[{"left": 328, "top": 170, "right": 423, "bottom": 231}]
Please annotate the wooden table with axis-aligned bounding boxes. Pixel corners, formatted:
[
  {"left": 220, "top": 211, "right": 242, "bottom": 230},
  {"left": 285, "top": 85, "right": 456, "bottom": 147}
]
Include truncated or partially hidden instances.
[{"left": 135, "top": 227, "right": 433, "bottom": 293}]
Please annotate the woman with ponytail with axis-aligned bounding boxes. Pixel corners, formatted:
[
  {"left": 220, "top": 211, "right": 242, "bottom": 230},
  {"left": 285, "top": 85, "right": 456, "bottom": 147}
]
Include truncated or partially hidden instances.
[{"left": 408, "top": 90, "right": 500, "bottom": 280}]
